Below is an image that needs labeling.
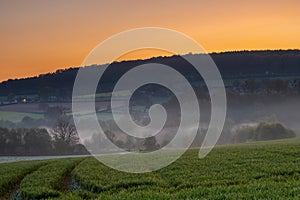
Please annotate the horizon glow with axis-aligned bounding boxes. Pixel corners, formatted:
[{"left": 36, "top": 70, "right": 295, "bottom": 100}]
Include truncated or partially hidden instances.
[{"left": 0, "top": 0, "right": 300, "bottom": 81}]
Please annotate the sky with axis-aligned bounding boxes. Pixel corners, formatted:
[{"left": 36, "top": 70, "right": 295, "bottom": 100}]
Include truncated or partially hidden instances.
[{"left": 0, "top": 0, "right": 300, "bottom": 82}]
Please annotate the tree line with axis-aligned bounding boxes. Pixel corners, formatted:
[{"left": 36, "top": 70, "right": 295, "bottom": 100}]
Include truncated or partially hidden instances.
[
  {"left": 0, "top": 107, "right": 88, "bottom": 156},
  {"left": 233, "top": 122, "right": 296, "bottom": 143},
  {"left": 1, "top": 50, "right": 300, "bottom": 98},
  {"left": 0, "top": 126, "right": 88, "bottom": 156}
]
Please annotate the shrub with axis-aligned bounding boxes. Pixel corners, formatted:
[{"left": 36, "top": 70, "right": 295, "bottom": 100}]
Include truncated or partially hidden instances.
[
  {"left": 255, "top": 122, "right": 296, "bottom": 141},
  {"left": 234, "top": 122, "right": 296, "bottom": 143}
]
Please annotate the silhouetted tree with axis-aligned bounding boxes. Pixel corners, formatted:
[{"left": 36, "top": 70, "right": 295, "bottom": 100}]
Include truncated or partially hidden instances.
[
  {"left": 0, "top": 127, "right": 87, "bottom": 156},
  {"left": 50, "top": 116, "right": 79, "bottom": 145},
  {"left": 255, "top": 122, "right": 295, "bottom": 141},
  {"left": 23, "top": 128, "right": 52, "bottom": 155}
]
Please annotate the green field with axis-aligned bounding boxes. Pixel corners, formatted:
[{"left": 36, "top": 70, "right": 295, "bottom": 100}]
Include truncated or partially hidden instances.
[
  {"left": 0, "top": 111, "right": 43, "bottom": 123},
  {"left": 1, "top": 138, "right": 300, "bottom": 199}
]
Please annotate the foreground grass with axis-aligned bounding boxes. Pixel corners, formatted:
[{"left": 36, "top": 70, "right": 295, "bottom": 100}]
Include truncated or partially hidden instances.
[
  {"left": 0, "top": 138, "right": 299, "bottom": 199},
  {"left": 0, "top": 160, "right": 49, "bottom": 197},
  {"left": 19, "top": 158, "right": 84, "bottom": 199},
  {"left": 67, "top": 138, "right": 300, "bottom": 199}
]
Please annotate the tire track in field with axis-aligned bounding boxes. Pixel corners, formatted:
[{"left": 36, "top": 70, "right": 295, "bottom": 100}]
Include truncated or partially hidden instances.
[
  {"left": 1, "top": 161, "right": 50, "bottom": 200},
  {"left": 60, "top": 158, "right": 87, "bottom": 194}
]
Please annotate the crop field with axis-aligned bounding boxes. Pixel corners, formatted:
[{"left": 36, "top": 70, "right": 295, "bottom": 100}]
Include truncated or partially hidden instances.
[
  {"left": 0, "top": 101, "right": 117, "bottom": 123},
  {"left": 0, "top": 160, "right": 50, "bottom": 198},
  {"left": 0, "top": 138, "right": 300, "bottom": 199},
  {"left": 0, "top": 111, "right": 43, "bottom": 123}
]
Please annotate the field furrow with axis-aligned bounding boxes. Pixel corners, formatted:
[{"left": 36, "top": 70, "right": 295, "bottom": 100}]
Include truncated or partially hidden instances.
[
  {"left": 19, "top": 157, "right": 85, "bottom": 199},
  {"left": 0, "top": 160, "right": 50, "bottom": 198}
]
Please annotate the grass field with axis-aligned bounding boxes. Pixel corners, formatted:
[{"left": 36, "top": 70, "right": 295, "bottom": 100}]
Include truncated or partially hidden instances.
[
  {"left": 0, "top": 138, "right": 299, "bottom": 199},
  {"left": 0, "top": 111, "right": 43, "bottom": 123}
]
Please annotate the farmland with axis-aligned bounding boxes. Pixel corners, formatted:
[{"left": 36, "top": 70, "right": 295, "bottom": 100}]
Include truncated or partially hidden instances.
[
  {"left": 0, "top": 111, "right": 43, "bottom": 123},
  {"left": 0, "top": 100, "right": 121, "bottom": 123},
  {"left": 0, "top": 138, "right": 300, "bottom": 199}
]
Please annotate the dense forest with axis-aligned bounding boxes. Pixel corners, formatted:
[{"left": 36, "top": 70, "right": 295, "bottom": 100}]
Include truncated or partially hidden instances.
[{"left": 1, "top": 50, "right": 300, "bottom": 97}]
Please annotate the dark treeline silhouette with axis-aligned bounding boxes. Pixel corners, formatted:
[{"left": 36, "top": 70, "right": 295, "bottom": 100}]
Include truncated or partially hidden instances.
[
  {"left": 233, "top": 122, "right": 296, "bottom": 143},
  {"left": 1, "top": 50, "right": 300, "bottom": 97},
  {"left": 0, "top": 127, "right": 88, "bottom": 156},
  {"left": 0, "top": 106, "right": 89, "bottom": 156}
]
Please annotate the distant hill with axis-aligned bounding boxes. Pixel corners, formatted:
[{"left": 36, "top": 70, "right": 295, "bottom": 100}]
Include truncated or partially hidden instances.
[{"left": 1, "top": 50, "right": 300, "bottom": 97}]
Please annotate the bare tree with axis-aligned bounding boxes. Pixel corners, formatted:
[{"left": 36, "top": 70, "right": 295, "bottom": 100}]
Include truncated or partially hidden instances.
[{"left": 50, "top": 116, "right": 79, "bottom": 145}]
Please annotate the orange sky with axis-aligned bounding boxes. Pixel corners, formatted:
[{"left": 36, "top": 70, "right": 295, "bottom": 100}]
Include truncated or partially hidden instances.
[{"left": 0, "top": 0, "right": 300, "bottom": 82}]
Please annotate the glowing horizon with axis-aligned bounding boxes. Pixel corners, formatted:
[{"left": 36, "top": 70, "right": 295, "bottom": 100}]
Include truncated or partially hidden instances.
[
  {"left": 1, "top": 0, "right": 300, "bottom": 82},
  {"left": 1, "top": 48, "right": 300, "bottom": 83}
]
